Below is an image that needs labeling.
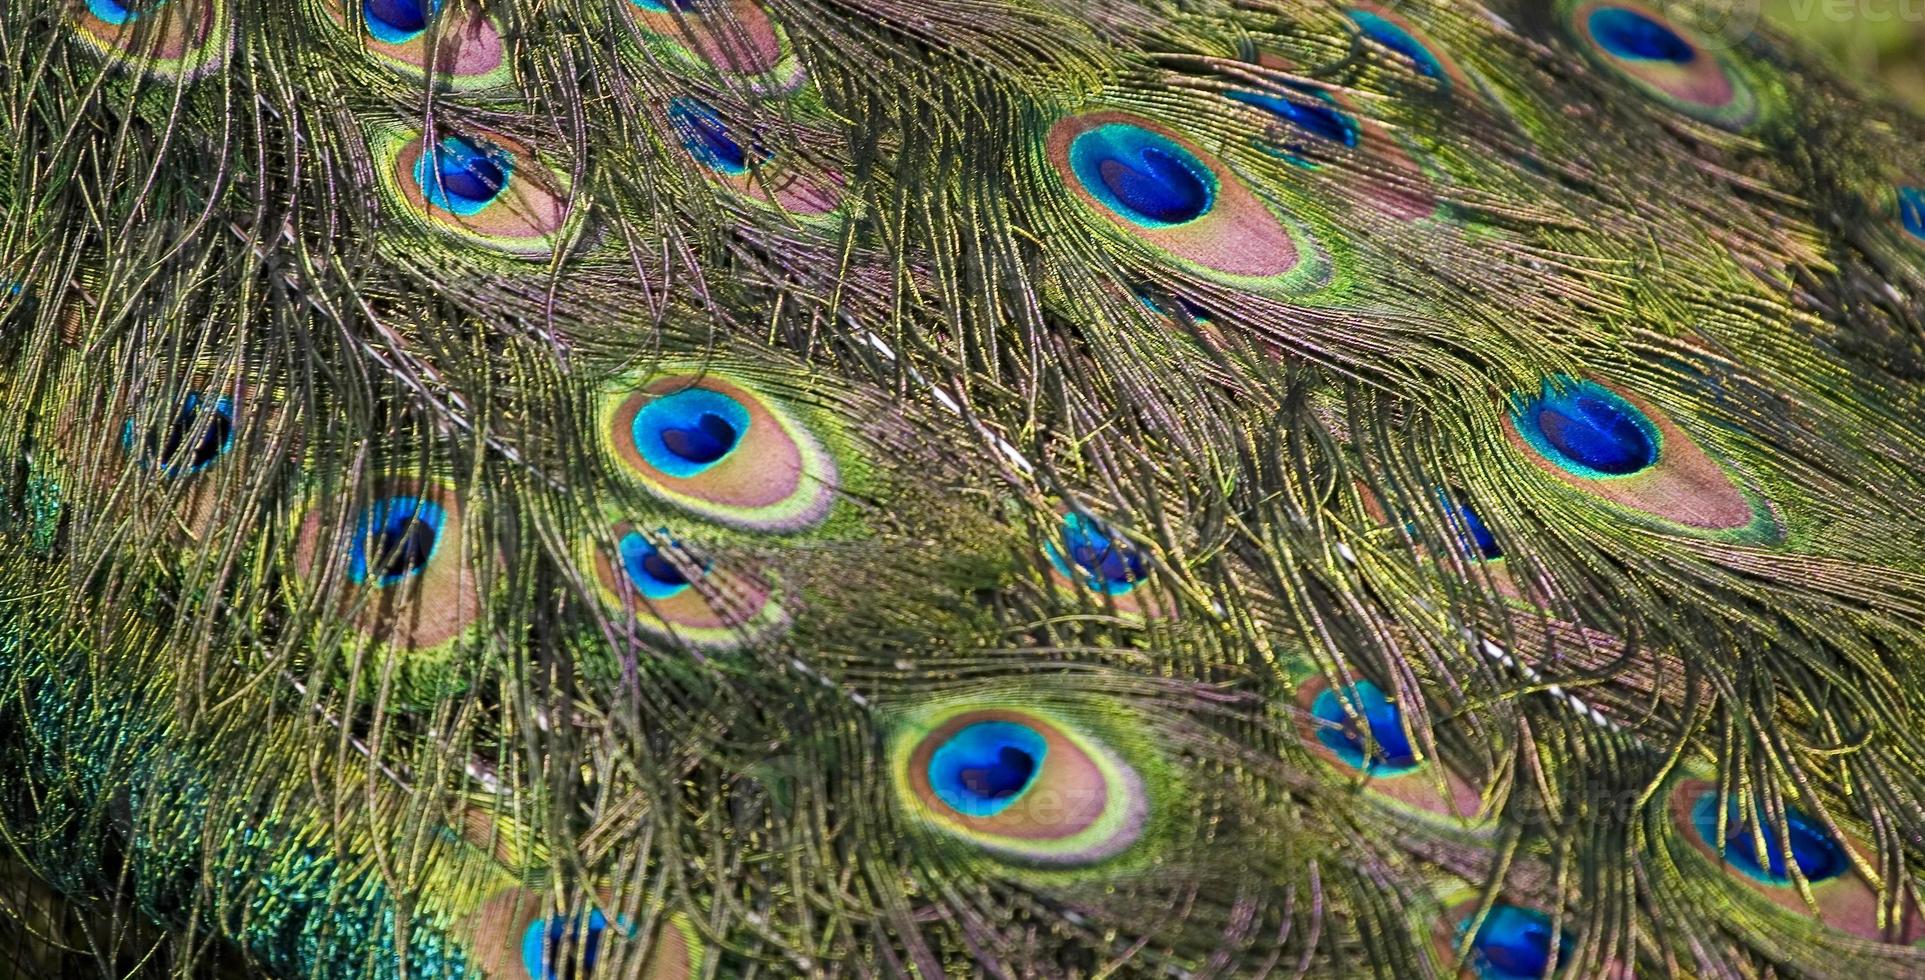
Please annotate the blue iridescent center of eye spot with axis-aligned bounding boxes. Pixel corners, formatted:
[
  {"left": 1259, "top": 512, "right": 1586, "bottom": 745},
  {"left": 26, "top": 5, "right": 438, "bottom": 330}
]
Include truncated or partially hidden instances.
[
  {"left": 1510, "top": 377, "right": 1660, "bottom": 478},
  {"left": 1898, "top": 186, "right": 1925, "bottom": 241},
  {"left": 1134, "top": 286, "right": 1213, "bottom": 324},
  {"left": 1438, "top": 490, "right": 1503, "bottom": 560},
  {"left": 1309, "top": 680, "right": 1420, "bottom": 774},
  {"left": 1346, "top": 9, "right": 1446, "bottom": 83},
  {"left": 669, "top": 97, "right": 762, "bottom": 175},
  {"left": 415, "top": 135, "right": 512, "bottom": 216},
  {"left": 87, "top": 0, "right": 164, "bottom": 25},
  {"left": 617, "top": 530, "right": 695, "bottom": 600},
  {"left": 1229, "top": 86, "right": 1359, "bottom": 167},
  {"left": 1045, "top": 513, "right": 1148, "bottom": 595},
  {"left": 1588, "top": 7, "right": 1695, "bottom": 63},
  {"left": 1689, "top": 792, "right": 1851, "bottom": 885},
  {"left": 631, "top": 386, "right": 752, "bottom": 478},
  {"left": 122, "top": 393, "right": 236, "bottom": 476},
  {"left": 363, "top": 0, "right": 439, "bottom": 43},
  {"left": 350, "top": 496, "right": 445, "bottom": 587},
  {"left": 1068, "top": 124, "right": 1216, "bottom": 227},
  {"left": 928, "top": 721, "right": 1047, "bottom": 817},
  {"left": 1457, "top": 905, "right": 1573, "bottom": 980},
  {"left": 630, "top": 0, "right": 701, "bottom": 10},
  {"left": 520, "top": 909, "right": 610, "bottom": 980}
]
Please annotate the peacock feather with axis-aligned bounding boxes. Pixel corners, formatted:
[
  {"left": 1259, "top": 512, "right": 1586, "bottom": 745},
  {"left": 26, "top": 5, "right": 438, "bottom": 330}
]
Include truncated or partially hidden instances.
[{"left": 8, "top": 0, "right": 1925, "bottom": 976}]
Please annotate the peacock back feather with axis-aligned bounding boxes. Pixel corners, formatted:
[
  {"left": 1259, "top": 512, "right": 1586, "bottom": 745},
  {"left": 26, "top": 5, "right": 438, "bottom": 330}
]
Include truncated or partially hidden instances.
[{"left": 6, "top": 0, "right": 1925, "bottom": 976}]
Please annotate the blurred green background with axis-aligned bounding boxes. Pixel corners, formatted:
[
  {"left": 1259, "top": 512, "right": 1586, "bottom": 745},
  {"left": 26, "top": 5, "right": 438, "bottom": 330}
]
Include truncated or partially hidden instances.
[{"left": 1763, "top": 0, "right": 1925, "bottom": 109}]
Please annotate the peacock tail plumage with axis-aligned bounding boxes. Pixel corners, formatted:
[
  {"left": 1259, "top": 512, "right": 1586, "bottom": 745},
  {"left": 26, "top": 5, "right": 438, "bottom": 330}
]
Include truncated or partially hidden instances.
[{"left": 4, "top": 0, "right": 1925, "bottom": 976}]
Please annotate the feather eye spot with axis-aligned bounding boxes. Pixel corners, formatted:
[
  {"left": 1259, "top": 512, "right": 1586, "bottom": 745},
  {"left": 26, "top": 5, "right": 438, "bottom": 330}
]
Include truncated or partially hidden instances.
[
  {"left": 72, "top": 0, "right": 227, "bottom": 79},
  {"left": 1510, "top": 378, "right": 1659, "bottom": 478},
  {"left": 664, "top": 98, "right": 840, "bottom": 214},
  {"left": 416, "top": 135, "right": 512, "bottom": 215},
  {"left": 290, "top": 480, "right": 486, "bottom": 668},
  {"left": 318, "top": 0, "right": 508, "bottom": 88},
  {"left": 629, "top": 384, "right": 752, "bottom": 478},
  {"left": 928, "top": 721, "right": 1047, "bottom": 817},
  {"left": 1441, "top": 491, "right": 1503, "bottom": 560},
  {"left": 1046, "top": 111, "right": 1327, "bottom": 287},
  {"left": 349, "top": 496, "right": 445, "bottom": 587},
  {"left": 1588, "top": 6, "right": 1692, "bottom": 62},
  {"left": 618, "top": 530, "right": 696, "bottom": 600},
  {"left": 669, "top": 98, "right": 762, "bottom": 175},
  {"left": 1230, "top": 51, "right": 1440, "bottom": 220},
  {"left": 375, "top": 125, "right": 570, "bottom": 258},
  {"left": 1293, "top": 676, "right": 1484, "bottom": 822},
  {"left": 1310, "top": 680, "right": 1420, "bottom": 774},
  {"left": 1229, "top": 87, "right": 1359, "bottom": 168},
  {"left": 1897, "top": 185, "right": 1925, "bottom": 241},
  {"left": 603, "top": 374, "right": 837, "bottom": 532},
  {"left": 1046, "top": 513, "right": 1149, "bottom": 596},
  {"left": 1501, "top": 377, "right": 1770, "bottom": 535},
  {"left": 1456, "top": 905, "right": 1574, "bottom": 980},
  {"left": 662, "top": 414, "right": 738, "bottom": 464},
  {"left": 623, "top": 0, "right": 800, "bottom": 87},
  {"left": 1134, "top": 286, "right": 1212, "bottom": 324},
  {"left": 895, "top": 705, "right": 1150, "bottom": 866},
  {"left": 1689, "top": 791, "right": 1850, "bottom": 885},
  {"left": 1380, "top": 488, "right": 1505, "bottom": 560},
  {"left": 1456, "top": 505, "right": 1501, "bottom": 559},
  {"left": 471, "top": 889, "right": 704, "bottom": 980},
  {"left": 1346, "top": 7, "right": 1448, "bottom": 85},
  {"left": 1067, "top": 123, "right": 1215, "bottom": 227},
  {"left": 121, "top": 393, "right": 234, "bottom": 476},
  {"left": 86, "top": 0, "right": 158, "bottom": 25},
  {"left": 1564, "top": 1, "right": 1756, "bottom": 128},
  {"left": 521, "top": 909, "right": 612, "bottom": 980},
  {"left": 1665, "top": 779, "right": 1917, "bottom": 941},
  {"left": 586, "top": 523, "right": 786, "bottom": 649},
  {"left": 363, "top": 0, "right": 435, "bottom": 42}
]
